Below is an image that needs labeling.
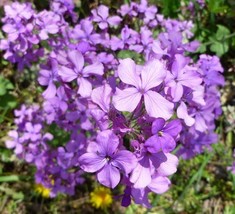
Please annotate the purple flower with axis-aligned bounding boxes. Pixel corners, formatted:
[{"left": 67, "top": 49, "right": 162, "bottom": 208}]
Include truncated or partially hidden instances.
[
  {"left": 50, "top": 0, "right": 78, "bottom": 22},
  {"left": 23, "top": 122, "right": 42, "bottom": 141},
  {"left": 38, "top": 58, "right": 59, "bottom": 99},
  {"left": 3, "top": 2, "right": 34, "bottom": 21},
  {"left": 198, "top": 54, "right": 225, "bottom": 86},
  {"left": 113, "top": 58, "right": 174, "bottom": 119},
  {"left": 5, "top": 130, "right": 23, "bottom": 155},
  {"left": 78, "top": 130, "right": 137, "bottom": 188},
  {"left": 91, "top": 5, "right": 121, "bottom": 29},
  {"left": 36, "top": 11, "right": 62, "bottom": 40},
  {"left": 91, "top": 84, "right": 112, "bottom": 113},
  {"left": 58, "top": 50, "right": 104, "bottom": 97},
  {"left": 72, "top": 19, "right": 100, "bottom": 45},
  {"left": 145, "top": 118, "right": 182, "bottom": 153},
  {"left": 110, "top": 26, "right": 139, "bottom": 51},
  {"left": 177, "top": 101, "right": 195, "bottom": 126},
  {"left": 130, "top": 148, "right": 178, "bottom": 188},
  {"left": 166, "top": 54, "right": 202, "bottom": 102}
]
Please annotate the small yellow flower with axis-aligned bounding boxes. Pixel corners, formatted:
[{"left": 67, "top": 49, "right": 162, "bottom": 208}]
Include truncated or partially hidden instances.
[
  {"left": 34, "top": 183, "right": 51, "bottom": 198},
  {"left": 90, "top": 186, "right": 113, "bottom": 209}
]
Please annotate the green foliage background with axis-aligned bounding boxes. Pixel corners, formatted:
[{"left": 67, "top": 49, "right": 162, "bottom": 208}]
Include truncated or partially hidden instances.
[{"left": 0, "top": 0, "right": 235, "bottom": 213}]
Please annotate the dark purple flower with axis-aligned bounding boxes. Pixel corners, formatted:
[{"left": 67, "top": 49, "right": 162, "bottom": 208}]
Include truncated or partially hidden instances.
[{"left": 145, "top": 118, "right": 182, "bottom": 153}]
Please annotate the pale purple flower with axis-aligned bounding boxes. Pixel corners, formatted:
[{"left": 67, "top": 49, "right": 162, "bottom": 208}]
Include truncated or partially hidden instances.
[
  {"left": 113, "top": 58, "right": 174, "bottom": 119},
  {"left": 5, "top": 130, "right": 23, "bottom": 155},
  {"left": 91, "top": 84, "right": 112, "bottom": 113},
  {"left": 36, "top": 11, "right": 62, "bottom": 40},
  {"left": 130, "top": 174, "right": 171, "bottom": 208},
  {"left": 3, "top": 2, "right": 34, "bottom": 21},
  {"left": 118, "top": 2, "right": 138, "bottom": 17},
  {"left": 138, "top": 0, "right": 157, "bottom": 24},
  {"left": 177, "top": 101, "right": 195, "bottom": 126},
  {"left": 130, "top": 148, "right": 178, "bottom": 188},
  {"left": 79, "top": 130, "right": 137, "bottom": 188}
]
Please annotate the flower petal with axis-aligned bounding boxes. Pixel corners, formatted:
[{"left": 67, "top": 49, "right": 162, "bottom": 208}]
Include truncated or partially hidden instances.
[
  {"left": 91, "top": 84, "right": 112, "bottom": 112},
  {"left": 112, "top": 150, "right": 137, "bottom": 174},
  {"left": 83, "top": 62, "right": 104, "bottom": 76},
  {"left": 42, "top": 82, "right": 56, "bottom": 99},
  {"left": 113, "top": 88, "right": 142, "bottom": 112},
  {"left": 96, "top": 130, "right": 119, "bottom": 156},
  {"left": 171, "top": 83, "right": 184, "bottom": 102},
  {"left": 163, "top": 119, "right": 182, "bottom": 138},
  {"left": 141, "top": 59, "right": 166, "bottom": 91},
  {"left": 177, "top": 102, "right": 195, "bottom": 126},
  {"left": 157, "top": 153, "right": 178, "bottom": 176},
  {"left": 68, "top": 50, "right": 84, "bottom": 72},
  {"left": 117, "top": 58, "right": 140, "bottom": 87},
  {"left": 145, "top": 135, "right": 161, "bottom": 153},
  {"left": 107, "top": 16, "right": 122, "bottom": 26},
  {"left": 79, "top": 153, "right": 106, "bottom": 173},
  {"left": 77, "top": 78, "right": 92, "bottom": 98},
  {"left": 151, "top": 118, "right": 165, "bottom": 134},
  {"left": 58, "top": 66, "right": 78, "bottom": 82},
  {"left": 97, "top": 5, "right": 109, "bottom": 19},
  {"left": 130, "top": 156, "right": 152, "bottom": 188},
  {"left": 131, "top": 188, "right": 152, "bottom": 209},
  {"left": 97, "top": 164, "right": 120, "bottom": 188},
  {"left": 144, "top": 91, "right": 174, "bottom": 120},
  {"left": 148, "top": 175, "right": 171, "bottom": 194}
]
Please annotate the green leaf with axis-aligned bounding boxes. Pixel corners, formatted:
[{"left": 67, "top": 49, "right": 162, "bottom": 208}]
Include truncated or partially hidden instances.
[
  {"left": 117, "top": 50, "right": 144, "bottom": 64},
  {"left": 0, "top": 94, "right": 17, "bottom": 109},
  {"left": 215, "top": 25, "right": 230, "bottom": 40},
  {"left": 208, "top": 0, "right": 228, "bottom": 13},
  {"left": 209, "top": 25, "right": 230, "bottom": 56},
  {"left": 0, "top": 76, "right": 14, "bottom": 96},
  {"left": 117, "top": 50, "right": 140, "bottom": 59},
  {"left": 210, "top": 41, "right": 229, "bottom": 56},
  {"left": 0, "top": 175, "right": 20, "bottom": 182}
]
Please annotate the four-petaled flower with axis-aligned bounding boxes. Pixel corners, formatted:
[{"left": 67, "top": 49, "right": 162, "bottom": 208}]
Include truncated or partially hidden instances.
[
  {"left": 78, "top": 130, "right": 137, "bottom": 188},
  {"left": 145, "top": 118, "right": 182, "bottom": 153},
  {"left": 113, "top": 58, "right": 174, "bottom": 119}
]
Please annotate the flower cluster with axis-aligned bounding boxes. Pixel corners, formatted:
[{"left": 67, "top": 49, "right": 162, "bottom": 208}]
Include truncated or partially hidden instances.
[{"left": 2, "top": 0, "right": 224, "bottom": 208}]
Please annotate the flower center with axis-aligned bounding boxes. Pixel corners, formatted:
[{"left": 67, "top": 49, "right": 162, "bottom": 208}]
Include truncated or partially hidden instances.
[{"left": 138, "top": 88, "right": 146, "bottom": 95}]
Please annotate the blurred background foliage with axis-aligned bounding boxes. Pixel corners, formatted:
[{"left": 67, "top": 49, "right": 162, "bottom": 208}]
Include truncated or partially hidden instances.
[{"left": 0, "top": 0, "right": 235, "bottom": 213}]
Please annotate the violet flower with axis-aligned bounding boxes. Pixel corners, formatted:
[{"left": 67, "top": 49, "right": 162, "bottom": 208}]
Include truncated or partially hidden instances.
[
  {"left": 145, "top": 118, "right": 182, "bottom": 153},
  {"left": 58, "top": 50, "right": 104, "bottom": 97},
  {"left": 79, "top": 130, "right": 137, "bottom": 188},
  {"left": 91, "top": 5, "right": 121, "bottom": 29}
]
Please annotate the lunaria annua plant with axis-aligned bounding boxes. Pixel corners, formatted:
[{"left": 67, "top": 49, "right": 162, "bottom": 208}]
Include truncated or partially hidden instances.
[{"left": 1, "top": 0, "right": 224, "bottom": 208}]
